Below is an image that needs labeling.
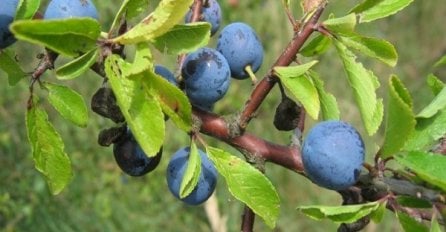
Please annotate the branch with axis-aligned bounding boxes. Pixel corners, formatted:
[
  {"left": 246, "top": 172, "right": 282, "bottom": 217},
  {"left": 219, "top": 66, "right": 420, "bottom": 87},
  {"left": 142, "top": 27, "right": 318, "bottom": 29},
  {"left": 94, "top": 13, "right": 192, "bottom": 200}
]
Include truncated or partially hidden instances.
[
  {"left": 194, "top": 108, "right": 304, "bottom": 172},
  {"left": 241, "top": 206, "right": 255, "bottom": 232},
  {"left": 359, "top": 175, "right": 446, "bottom": 204},
  {"left": 237, "top": 4, "right": 326, "bottom": 130}
]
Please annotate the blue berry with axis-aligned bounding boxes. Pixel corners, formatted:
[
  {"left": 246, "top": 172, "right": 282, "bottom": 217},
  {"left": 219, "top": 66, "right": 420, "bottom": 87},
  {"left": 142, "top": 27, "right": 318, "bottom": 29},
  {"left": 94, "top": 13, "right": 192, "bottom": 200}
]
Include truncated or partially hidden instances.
[
  {"left": 301, "top": 120, "right": 365, "bottom": 190},
  {"left": 155, "top": 65, "right": 177, "bottom": 86},
  {"left": 185, "top": 0, "right": 222, "bottom": 36},
  {"left": 44, "top": 0, "right": 99, "bottom": 20},
  {"left": 166, "top": 147, "right": 217, "bottom": 205},
  {"left": 113, "top": 128, "right": 162, "bottom": 176},
  {"left": 182, "top": 47, "right": 230, "bottom": 110},
  {"left": 0, "top": 0, "right": 19, "bottom": 49},
  {"left": 217, "top": 22, "right": 264, "bottom": 79}
]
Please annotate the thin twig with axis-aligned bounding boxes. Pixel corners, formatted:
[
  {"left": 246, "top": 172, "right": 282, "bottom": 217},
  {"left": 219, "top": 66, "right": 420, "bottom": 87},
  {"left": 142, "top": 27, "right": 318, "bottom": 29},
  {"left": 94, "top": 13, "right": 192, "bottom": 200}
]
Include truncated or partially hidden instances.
[
  {"left": 241, "top": 206, "right": 255, "bottom": 232},
  {"left": 237, "top": 4, "right": 326, "bottom": 131}
]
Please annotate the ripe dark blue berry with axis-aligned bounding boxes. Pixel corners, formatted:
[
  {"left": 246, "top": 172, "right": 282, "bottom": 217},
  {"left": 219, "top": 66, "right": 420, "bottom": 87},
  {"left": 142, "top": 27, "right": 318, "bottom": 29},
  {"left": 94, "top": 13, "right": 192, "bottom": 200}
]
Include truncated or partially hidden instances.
[
  {"left": 166, "top": 147, "right": 217, "bottom": 205},
  {"left": 181, "top": 47, "right": 230, "bottom": 110},
  {"left": 301, "top": 120, "right": 365, "bottom": 190},
  {"left": 113, "top": 128, "right": 162, "bottom": 177},
  {"left": 217, "top": 22, "right": 264, "bottom": 79},
  {"left": 44, "top": 0, "right": 99, "bottom": 20},
  {"left": 0, "top": 0, "right": 19, "bottom": 49},
  {"left": 185, "top": 0, "right": 222, "bottom": 36}
]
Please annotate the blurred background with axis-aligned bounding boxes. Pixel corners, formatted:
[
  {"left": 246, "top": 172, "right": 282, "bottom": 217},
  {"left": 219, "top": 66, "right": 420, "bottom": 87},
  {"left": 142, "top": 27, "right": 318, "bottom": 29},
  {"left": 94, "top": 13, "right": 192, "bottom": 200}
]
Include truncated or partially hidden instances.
[{"left": 1, "top": 0, "right": 445, "bottom": 231}]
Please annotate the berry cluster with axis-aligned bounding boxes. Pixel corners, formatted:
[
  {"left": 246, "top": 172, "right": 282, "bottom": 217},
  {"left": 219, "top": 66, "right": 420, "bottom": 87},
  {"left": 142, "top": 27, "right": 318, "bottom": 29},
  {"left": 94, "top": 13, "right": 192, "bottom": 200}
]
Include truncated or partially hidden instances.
[{"left": 1, "top": 0, "right": 367, "bottom": 206}]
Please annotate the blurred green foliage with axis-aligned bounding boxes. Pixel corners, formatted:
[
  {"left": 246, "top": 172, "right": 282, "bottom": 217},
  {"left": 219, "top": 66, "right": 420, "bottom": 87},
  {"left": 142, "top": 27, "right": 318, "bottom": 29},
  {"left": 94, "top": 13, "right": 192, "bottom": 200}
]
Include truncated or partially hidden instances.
[{"left": 1, "top": 0, "right": 445, "bottom": 231}]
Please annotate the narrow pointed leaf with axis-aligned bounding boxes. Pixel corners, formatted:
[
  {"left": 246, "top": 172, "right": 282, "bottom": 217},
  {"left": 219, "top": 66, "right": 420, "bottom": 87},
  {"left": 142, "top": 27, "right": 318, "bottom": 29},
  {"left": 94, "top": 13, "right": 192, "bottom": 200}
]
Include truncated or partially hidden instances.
[
  {"left": 144, "top": 70, "right": 192, "bottom": 132},
  {"left": 275, "top": 61, "right": 320, "bottom": 119},
  {"left": 113, "top": 0, "right": 194, "bottom": 44},
  {"left": 434, "top": 55, "right": 446, "bottom": 68},
  {"left": 26, "top": 104, "right": 73, "bottom": 194},
  {"left": 430, "top": 217, "right": 442, "bottom": 232},
  {"left": 396, "top": 196, "right": 432, "bottom": 209},
  {"left": 394, "top": 151, "right": 446, "bottom": 192},
  {"left": 308, "top": 71, "right": 340, "bottom": 120},
  {"left": 380, "top": 76, "right": 415, "bottom": 158},
  {"left": 334, "top": 40, "right": 383, "bottom": 135},
  {"left": 323, "top": 13, "right": 356, "bottom": 35},
  {"left": 369, "top": 201, "right": 386, "bottom": 223},
  {"left": 105, "top": 55, "right": 164, "bottom": 157},
  {"left": 349, "top": 0, "right": 385, "bottom": 14},
  {"left": 298, "top": 201, "right": 381, "bottom": 224},
  {"left": 152, "top": 22, "right": 211, "bottom": 54},
  {"left": 16, "top": 0, "right": 41, "bottom": 20},
  {"left": 397, "top": 212, "right": 429, "bottom": 232},
  {"left": 352, "top": 0, "right": 414, "bottom": 23},
  {"left": 179, "top": 141, "right": 201, "bottom": 198},
  {"left": 417, "top": 87, "right": 446, "bottom": 118},
  {"left": 340, "top": 35, "right": 397, "bottom": 67},
  {"left": 0, "top": 50, "right": 26, "bottom": 86},
  {"left": 45, "top": 82, "right": 89, "bottom": 127},
  {"left": 56, "top": 49, "right": 98, "bottom": 80},
  {"left": 427, "top": 74, "right": 444, "bottom": 96},
  {"left": 11, "top": 18, "right": 100, "bottom": 57},
  {"left": 207, "top": 147, "right": 280, "bottom": 229},
  {"left": 404, "top": 109, "right": 446, "bottom": 151},
  {"left": 110, "top": 0, "right": 149, "bottom": 34}
]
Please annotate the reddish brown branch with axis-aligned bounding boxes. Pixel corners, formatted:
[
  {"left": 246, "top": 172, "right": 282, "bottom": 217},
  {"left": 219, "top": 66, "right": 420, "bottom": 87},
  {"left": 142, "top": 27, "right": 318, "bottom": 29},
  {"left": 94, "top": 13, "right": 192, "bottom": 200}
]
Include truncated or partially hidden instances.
[
  {"left": 238, "top": 4, "right": 326, "bottom": 130},
  {"left": 241, "top": 206, "right": 255, "bottom": 232},
  {"left": 194, "top": 109, "right": 304, "bottom": 172}
]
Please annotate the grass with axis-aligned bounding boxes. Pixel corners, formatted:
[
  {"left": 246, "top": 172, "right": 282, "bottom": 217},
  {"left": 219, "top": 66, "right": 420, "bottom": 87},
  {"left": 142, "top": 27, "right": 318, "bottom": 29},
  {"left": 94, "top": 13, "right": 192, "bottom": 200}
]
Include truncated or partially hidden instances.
[{"left": 1, "top": 0, "right": 445, "bottom": 231}]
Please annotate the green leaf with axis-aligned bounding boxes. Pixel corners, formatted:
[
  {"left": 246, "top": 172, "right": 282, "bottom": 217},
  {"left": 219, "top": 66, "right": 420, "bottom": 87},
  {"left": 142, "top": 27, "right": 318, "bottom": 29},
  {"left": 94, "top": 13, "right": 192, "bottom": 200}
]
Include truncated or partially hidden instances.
[
  {"left": 380, "top": 76, "right": 415, "bottom": 158},
  {"left": 404, "top": 109, "right": 446, "bottom": 151},
  {"left": 417, "top": 87, "right": 446, "bottom": 118},
  {"left": 323, "top": 13, "right": 356, "bottom": 35},
  {"left": 113, "top": 0, "right": 194, "bottom": 44},
  {"left": 396, "top": 196, "right": 432, "bottom": 208},
  {"left": 0, "top": 50, "right": 26, "bottom": 86},
  {"left": 179, "top": 141, "right": 201, "bottom": 199},
  {"left": 11, "top": 18, "right": 100, "bottom": 57},
  {"left": 430, "top": 216, "right": 442, "bottom": 232},
  {"left": 349, "top": 0, "right": 385, "bottom": 14},
  {"left": 308, "top": 71, "right": 340, "bottom": 120},
  {"left": 116, "top": 42, "right": 154, "bottom": 78},
  {"left": 427, "top": 74, "right": 444, "bottom": 96},
  {"left": 105, "top": 55, "right": 165, "bottom": 157},
  {"left": 394, "top": 151, "right": 446, "bottom": 192},
  {"left": 16, "top": 0, "right": 41, "bottom": 20},
  {"left": 340, "top": 35, "right": 398, "bottom": 67},
  {"left": 26, "top": 103, "right": 73, "bottom": 195},
  {"left": 274, "top": 61, "right": 320, "bottom": 119},
  {"left": 351, "top": 0, "right": 414, "bottom": 23},
  {"left": 144, "top": 70, "right": 192, "bottom": 132},
  {"left": 110, "top": 0, "right": 149, "bottom": 35},
  {"left": 297, "top": 201, "right": 381, "bottom": 224},
  {"left": 56, "top": 49, "right": 98, "bottom": 80},
  {"left": 45, "top": 82, "right": 89, "bottom": 128},
  {"left": 300, "top": 35, "right": 332, "bottom": 57},
  {"left": 433, "top": 55, "right": 446, "bottom": 68},
  {"left": 369, "top": 201, "right": 386, "bottom": 223},
  {"left": 206, "top": 147, "right": 280, "bottom": 229},
  {"left": 334, "top": 40, "right": 383, "bottom": 135},
  {"left": 397, "top": 212, "right": 429, "bottom": 232},
  {"left": 152, "top": 22, "right": 211, "bottom": 54}
]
